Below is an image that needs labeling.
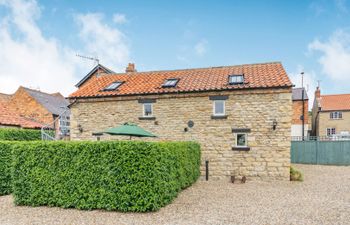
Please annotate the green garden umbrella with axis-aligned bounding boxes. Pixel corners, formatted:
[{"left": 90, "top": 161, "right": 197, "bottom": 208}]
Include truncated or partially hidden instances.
[{"left": 101, "top": 122, "right": 157, "bottom": 139}]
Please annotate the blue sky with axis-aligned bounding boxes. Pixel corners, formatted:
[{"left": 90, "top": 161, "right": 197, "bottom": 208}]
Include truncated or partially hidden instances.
[{"left": 0, "top": 0, "right": 350, "bottom": 103}]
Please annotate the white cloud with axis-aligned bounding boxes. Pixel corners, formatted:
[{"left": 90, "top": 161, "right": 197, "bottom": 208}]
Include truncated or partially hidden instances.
[
  {"left": 113, "top": 13, "right": 127, "bottom": 24},
  {"left": 75, "top": 13, "right": 129, "bottom": 72},
  {"left": 0, "top": 0, "right": 130, "bottom": 96},
  {"left": 194, "top": 39, "right": 208, "bottom": 56},
  {"left": 308, "top": 29, "right": 350, "bottom": 82},
  {"left": 289, "top": 65, "right": 318, "bottom": 110}
]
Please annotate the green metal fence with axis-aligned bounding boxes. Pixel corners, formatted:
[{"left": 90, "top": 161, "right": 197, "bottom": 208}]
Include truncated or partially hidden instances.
[{"left": 291, "top": 141, "right": 350, "bottom": 165}]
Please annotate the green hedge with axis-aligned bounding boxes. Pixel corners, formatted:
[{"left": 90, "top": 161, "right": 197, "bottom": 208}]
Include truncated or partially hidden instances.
[
  {"left": 12, "top": 141, "right": 200, "bottom": 212},
  {"left": 0, "top": 141, "right": 13, "bottom": 195},
  {"left": 0, "top": 128, "right": 41, "bottom": 141}
]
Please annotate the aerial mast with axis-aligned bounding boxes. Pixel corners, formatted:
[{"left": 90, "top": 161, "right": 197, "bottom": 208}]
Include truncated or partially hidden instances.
[{"left": 76, "top": 54, "right": 100, "bottom": 76}]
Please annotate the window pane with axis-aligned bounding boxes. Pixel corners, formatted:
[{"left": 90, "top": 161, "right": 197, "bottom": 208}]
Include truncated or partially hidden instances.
[
  {"left": 229, "top": 75, "right": 244, "bottom": 84},
  {"left": 214, "top": 101, "right": 224, "bottom": 115},
  {"left": 105, "top": 82, "right": 122, "bottom": 90},
  {"left": 163, "top": 79, "right": 178, "bottom": 87},
  {"left": 144, "top": 104, "right": 152, "bottom": 116},
  {"left": 237, "top": 134, "right": 246, "bottom": 146}
]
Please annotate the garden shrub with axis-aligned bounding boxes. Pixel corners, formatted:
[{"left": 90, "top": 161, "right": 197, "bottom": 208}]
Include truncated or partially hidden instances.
[
  {"left": 290, "top": 166, "right": 303, "bottom": 181},
  {"left": 0, "top": 141, "right": 14, "bottom": 195},
  {"left": 12, "top": 141, "right": 201, "bottom": 212},
  {"left": 0, "top": 128, "right": 41, "bottom": 141}
]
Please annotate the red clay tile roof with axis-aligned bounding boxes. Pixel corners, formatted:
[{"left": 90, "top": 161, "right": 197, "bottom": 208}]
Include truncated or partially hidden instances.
[
  {"left": 0, "top": 99, "right": 42, "bottom": 129},
  {"left": 0, "top": 93, "right": 11, "bottom": 102},
  {"left": 69, "top": 62, "right": 292, "bottom": 98},
  {"left": 320, "top": 94, "right": 350, "bottom": 111}
]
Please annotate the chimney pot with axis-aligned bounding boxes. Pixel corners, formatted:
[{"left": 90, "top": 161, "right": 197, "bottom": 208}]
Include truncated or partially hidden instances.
[
  {"left": 315, "top": 86, "right": 321, "bottom": 98},
  {"left": 125, "top": 63, "right": 136, "bottom": 73}
]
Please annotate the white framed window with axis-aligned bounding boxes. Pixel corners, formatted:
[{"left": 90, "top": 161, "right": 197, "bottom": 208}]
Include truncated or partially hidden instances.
[
  {"left": 326, "top": 128, "right": 336, "bottom": 136},
  {"left": 162, "top": 78, "right": 179, "bottom": 87},
  {"left": 143, "top": 103, "right": 153, "bottom": 117},
  {"left": 235, "top": 133, "right": 247, "bottom": 147},
  {"left": 229, "top": 74, "right": 244, "bottom": 84},
  {"left": 330, "top": 112, "right": 342, "bottom": 119},
  {"left": 213, "top": 100, "right": 225, "bottom": 116},
  {"left": 103, "top": 81, "right": 123, "bottom": 91}
]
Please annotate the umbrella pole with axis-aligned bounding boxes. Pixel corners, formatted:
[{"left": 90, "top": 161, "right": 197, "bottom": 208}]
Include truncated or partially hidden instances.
[{"left": 130, "top": 136, "right": 132, "bottom": 140}]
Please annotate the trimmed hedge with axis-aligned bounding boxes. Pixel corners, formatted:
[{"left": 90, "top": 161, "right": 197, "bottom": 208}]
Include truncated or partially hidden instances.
[
  {"left": 0, "top": 141, "right": 13, "bottom": 195},
  {"left": 0, "top": 128, "right": 41, "bottom": 141},
  {"left": 12, "top": 141, "right": 200, "bottom": 212}
]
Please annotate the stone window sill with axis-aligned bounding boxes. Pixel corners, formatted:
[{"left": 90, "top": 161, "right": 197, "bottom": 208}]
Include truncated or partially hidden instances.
[
  {"left": 138, "top": 116, "right": 156, "bottom": 120},
  {"left": 211, "top": 115, "right": 228, "bottom": 119},
  {"left": 232, "top": 147, "right": 250, "bottom": 151}
]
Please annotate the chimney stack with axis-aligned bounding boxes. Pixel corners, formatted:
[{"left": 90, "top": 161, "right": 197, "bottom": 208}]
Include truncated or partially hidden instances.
[
  {"left": 315, "top": 86, "right": 321, "bottom": 98},
  {"left": 125, "top": 63, "right": 136, "bottom": 73}
]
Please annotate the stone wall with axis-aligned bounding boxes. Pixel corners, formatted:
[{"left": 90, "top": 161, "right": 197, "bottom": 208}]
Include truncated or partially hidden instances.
[{"left": 70, "top": 88, "right": 292, "bottom": 181}]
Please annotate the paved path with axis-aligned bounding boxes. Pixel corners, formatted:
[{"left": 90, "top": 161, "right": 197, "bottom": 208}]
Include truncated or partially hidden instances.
[{"left": 1, "top": 164, "right": 349, "bottom": 225}]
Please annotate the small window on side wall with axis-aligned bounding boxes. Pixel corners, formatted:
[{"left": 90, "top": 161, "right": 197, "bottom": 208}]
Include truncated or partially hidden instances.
[
  {"left": 326, "top": 128, "right": 336, "bottom": 136},
  {"left": 143, "top": 103, "right": 153, "bottom": 117},
  {"left": 236, "top": 133, "right": 247, "bottom": 147},
  {"left": 330, "top": 111, "right": 342, "bottom": 119},
  {"left": 213, "top": 100, "right": 225, "bottom": 116}
]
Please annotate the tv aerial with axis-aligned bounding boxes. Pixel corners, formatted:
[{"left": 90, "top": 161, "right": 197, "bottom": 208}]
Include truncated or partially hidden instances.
[
  {"left": 76, "top": 54, "right": 99, "bottom": 66},
  {"left": 76, "top": 53, "right": 100, "bottom": 76}
]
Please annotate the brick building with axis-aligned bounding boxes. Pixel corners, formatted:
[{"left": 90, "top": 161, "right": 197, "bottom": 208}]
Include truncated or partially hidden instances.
[
  {"left": 312, "top": 87, "right": 350, "bottom": 137},
  {"left": 291, "top": 88, "right": 309, "bottom": 137},
  {"left": 69, "top": 62, "right": 293, "bottom": 181},
  {"left": 0, "top": 87, "right": 69, "bottom": 136},
  {"left": 0, "top": 93, "right": 42, "bottom": 129}
]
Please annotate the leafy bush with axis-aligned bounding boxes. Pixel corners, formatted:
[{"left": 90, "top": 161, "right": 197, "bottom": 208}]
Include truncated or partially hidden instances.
[
  {"left": 0, "top": 141, "right": 14, "bottom": 195},
  {"left": 0, "top": 128, "right": 41, "bottom": 141},
  {"left": 290, "top": 166, "right": 303, "bottom": 181},
  {"left": 12, "top": 141, "right": 200, "bottom": 212}
]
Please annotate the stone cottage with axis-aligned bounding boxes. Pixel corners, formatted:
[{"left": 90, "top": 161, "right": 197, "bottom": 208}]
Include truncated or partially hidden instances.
[
  {"left": 312, "top": 86, "right": 350, "bottom": 137},
  {"left": 69, "top": 62, "right": 293, "bottom": 180}
]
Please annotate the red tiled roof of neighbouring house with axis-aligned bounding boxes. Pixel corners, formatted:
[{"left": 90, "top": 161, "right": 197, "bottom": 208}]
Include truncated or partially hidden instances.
[
  {"left": 0, "top": 99, "right": 43, "bottom": 129},
  {"left": 0, "top": 93, "right": 11, "bottom": 104},
  {"left": 320, "top": 94, "right": 350, "bottom": 111},
  {"left": 69, "top": 62, "right": 292, "bottom": 98}
]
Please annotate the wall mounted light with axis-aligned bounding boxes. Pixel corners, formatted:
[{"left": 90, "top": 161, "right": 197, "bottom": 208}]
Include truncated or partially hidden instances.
[
  {"left": 78, "top": 124, "right": 83, "bottom": 133},
  {"left": 272, "top": 119, "right": 278, "bottom": 130}
]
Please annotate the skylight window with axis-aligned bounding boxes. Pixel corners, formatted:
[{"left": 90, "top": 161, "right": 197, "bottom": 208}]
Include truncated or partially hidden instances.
[
  {"left": 162, "top": 78, "right": 179, "bottom": 88},
  {"left": 103, "top": 81, "right": 123, "bottom": 91},
  {"left": 229, "top": 75, "right": 244, "bottom": 84}
]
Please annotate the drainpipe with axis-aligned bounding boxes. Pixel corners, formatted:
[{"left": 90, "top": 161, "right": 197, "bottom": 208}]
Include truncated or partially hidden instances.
[{"left": 301, "top": 72, "right": 305, "bottom": 140}]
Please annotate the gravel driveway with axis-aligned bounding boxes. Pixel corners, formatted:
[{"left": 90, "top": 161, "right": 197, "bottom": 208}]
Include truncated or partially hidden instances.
[{"left": 1, "top": 164, "right": 349, "bottom": 225}]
